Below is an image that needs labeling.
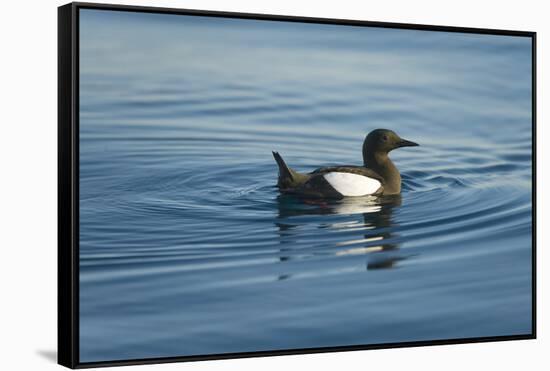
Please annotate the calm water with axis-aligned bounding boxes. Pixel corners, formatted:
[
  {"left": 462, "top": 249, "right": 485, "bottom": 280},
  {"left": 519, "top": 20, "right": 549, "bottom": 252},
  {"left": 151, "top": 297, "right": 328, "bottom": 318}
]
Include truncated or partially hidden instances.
[{"left": 78, "top": 10, "right": 533, "bottom": 362}]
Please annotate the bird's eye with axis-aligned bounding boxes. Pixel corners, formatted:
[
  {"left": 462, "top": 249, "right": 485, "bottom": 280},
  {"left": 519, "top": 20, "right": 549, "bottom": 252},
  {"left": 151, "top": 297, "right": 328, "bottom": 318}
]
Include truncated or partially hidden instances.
[{"left": 383, "top": 135, "right": 388, "bottom": 141}]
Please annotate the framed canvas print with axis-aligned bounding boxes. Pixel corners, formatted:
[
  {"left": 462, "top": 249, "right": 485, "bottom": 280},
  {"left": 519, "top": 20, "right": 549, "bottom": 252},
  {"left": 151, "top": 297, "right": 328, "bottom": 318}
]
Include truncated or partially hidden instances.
[{"left": 58, "top": 2, "right": 536, "bottom": 368}]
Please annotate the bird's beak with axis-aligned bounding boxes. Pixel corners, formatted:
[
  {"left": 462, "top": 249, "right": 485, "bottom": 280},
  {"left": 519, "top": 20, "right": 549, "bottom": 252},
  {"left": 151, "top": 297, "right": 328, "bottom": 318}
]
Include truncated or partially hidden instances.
[{"left": 397, "top": 138, "right": 419, "bottom": 147}]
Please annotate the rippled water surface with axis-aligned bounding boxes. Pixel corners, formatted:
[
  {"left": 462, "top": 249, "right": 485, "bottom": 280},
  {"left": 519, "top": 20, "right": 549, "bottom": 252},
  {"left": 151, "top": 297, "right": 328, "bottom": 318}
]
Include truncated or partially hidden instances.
[{"left": 79, "top": 10, "right": 533, "bottom": 362}]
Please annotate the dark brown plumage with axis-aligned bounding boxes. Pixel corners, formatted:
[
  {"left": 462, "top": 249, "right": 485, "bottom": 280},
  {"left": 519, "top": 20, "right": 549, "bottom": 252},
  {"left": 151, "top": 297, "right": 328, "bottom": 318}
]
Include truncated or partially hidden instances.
[{"left": 273, "top": 129, "right": 419, "bottom": 198}]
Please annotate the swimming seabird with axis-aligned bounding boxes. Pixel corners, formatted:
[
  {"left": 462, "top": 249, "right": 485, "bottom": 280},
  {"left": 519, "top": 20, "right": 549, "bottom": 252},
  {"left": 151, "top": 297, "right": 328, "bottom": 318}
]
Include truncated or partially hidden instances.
[{"left": 272, "top": 129, "right": 419, "bottom": 198}]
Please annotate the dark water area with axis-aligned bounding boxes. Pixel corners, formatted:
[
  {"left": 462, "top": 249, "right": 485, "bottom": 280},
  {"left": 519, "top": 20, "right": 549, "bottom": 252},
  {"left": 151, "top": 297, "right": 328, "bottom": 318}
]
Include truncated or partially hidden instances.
[{"left": 78, "top": 10, "right": 533, "bottom": 362}]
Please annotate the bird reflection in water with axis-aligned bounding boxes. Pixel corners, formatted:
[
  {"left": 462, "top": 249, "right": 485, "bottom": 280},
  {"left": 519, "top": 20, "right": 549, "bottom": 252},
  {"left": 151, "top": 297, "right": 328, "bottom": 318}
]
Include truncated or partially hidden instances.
[{"left": 275, "top": 193, "right": 409, "bottom": 278}]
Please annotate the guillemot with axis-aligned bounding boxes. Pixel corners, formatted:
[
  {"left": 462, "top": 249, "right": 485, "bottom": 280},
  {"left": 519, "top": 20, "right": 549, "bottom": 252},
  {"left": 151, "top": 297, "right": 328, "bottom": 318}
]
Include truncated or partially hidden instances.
[{"left": 272, "top": 129, "right": 419, "bottom": 198}]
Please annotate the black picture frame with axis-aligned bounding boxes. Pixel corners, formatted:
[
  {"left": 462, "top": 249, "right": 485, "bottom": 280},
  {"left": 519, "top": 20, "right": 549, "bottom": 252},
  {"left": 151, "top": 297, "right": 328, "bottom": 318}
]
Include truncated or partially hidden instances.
[{"left": 58, "top": 2, "right": 537, "bottom": 369}]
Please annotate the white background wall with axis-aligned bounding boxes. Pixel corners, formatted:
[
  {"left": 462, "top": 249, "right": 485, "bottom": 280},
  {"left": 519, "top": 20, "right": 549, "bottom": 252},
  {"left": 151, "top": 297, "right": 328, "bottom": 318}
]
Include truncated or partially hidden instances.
[{"left": 0, "top": 0, "right": 546, "bottom": 369}]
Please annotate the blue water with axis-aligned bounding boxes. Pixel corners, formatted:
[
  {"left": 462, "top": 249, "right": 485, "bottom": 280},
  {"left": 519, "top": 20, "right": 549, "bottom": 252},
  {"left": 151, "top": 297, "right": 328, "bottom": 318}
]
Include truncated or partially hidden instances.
[{"left": 78, "top": 9, "right": 533, "bottom": 363}]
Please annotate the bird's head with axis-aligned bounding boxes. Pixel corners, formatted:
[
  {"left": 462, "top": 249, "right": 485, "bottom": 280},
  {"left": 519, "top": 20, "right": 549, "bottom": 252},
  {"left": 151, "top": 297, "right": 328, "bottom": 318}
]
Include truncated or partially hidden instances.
[
  {"left": 363, "top": 129, "right": 418, "bottom": 154},
  {"left": 363, "top": 129, "right": 419, "bottom": 162}
]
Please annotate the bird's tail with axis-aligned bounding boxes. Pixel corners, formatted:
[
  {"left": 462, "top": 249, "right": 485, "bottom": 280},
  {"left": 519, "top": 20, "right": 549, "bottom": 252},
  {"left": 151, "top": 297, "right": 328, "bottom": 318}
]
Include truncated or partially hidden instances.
[
  {"left": 272, "top": 151, "right": 308, "bottom": 189},
  {"left": 272, "top": 151, "right": 293, "bottom": 182}
]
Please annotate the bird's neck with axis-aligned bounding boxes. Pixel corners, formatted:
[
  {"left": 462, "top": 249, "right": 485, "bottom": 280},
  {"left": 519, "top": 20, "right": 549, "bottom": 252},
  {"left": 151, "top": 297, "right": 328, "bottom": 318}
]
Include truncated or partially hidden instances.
[{"left": 364, "top": 152, "right": 401, "bottom": 194}]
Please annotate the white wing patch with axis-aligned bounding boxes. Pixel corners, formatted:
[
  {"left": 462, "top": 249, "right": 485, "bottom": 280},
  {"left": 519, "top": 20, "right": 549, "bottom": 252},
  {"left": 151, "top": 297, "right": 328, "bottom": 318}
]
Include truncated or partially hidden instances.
[{"left": 323, "top": 172, "right": 381, "bottom": 197}]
